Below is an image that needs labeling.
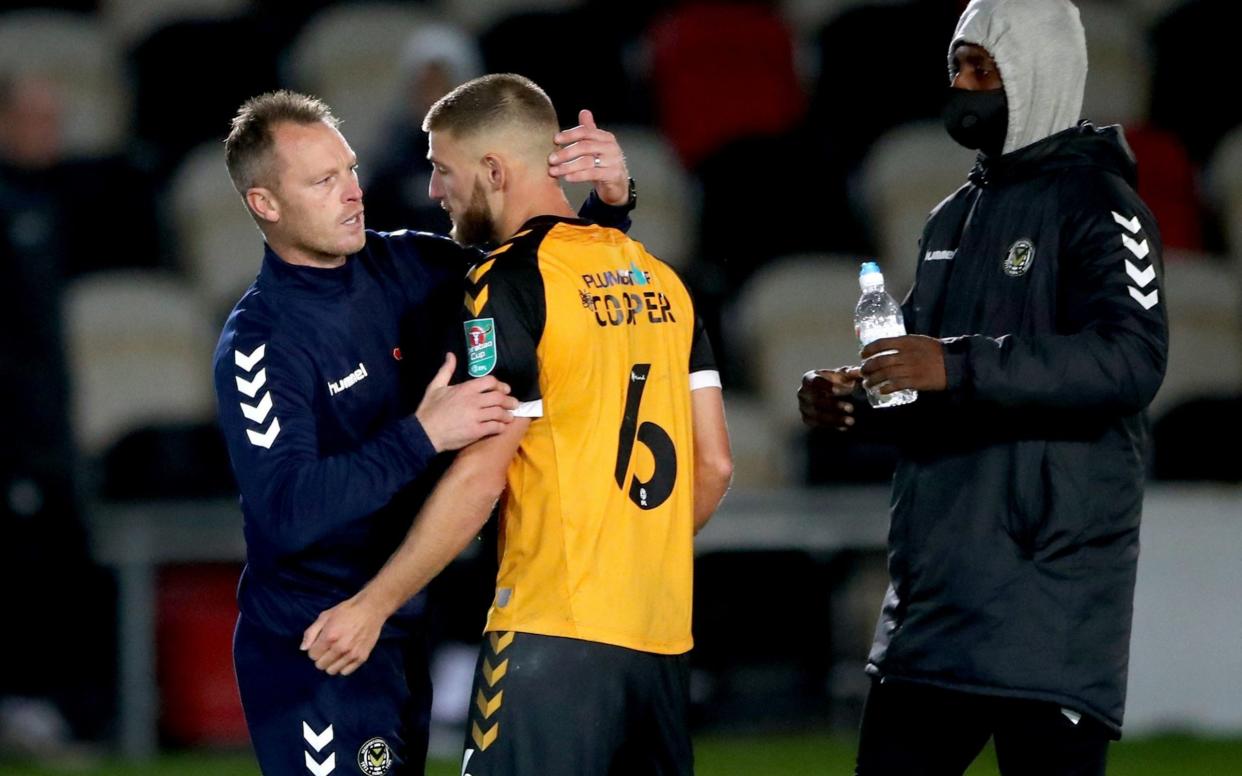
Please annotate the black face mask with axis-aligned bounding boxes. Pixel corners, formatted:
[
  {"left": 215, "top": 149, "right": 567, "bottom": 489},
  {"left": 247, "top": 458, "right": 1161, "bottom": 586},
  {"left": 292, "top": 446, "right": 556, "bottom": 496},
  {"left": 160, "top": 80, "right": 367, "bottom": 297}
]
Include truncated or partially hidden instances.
[{"left": 942, "top": 87, "right": 1008, "bottom": 158}]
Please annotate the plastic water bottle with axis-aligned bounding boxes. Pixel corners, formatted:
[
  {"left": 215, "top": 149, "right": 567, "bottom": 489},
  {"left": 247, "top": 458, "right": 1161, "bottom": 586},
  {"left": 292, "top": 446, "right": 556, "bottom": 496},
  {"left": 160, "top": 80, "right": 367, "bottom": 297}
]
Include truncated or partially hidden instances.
[{"left": 855, "top": 261, "right": 917, "bottom": 408}]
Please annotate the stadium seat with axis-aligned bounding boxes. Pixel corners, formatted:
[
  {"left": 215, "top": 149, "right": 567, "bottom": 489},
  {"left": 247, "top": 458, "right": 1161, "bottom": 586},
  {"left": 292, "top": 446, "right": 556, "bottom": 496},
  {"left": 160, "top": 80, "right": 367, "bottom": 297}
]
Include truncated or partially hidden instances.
[
  {"left": 1149, "top": 254, "right": 1242, "bottom": 417},
  {"left": 729, "top": 254, "right": 864, "bottom": 430},
  {"left": 0, "top": 10, "right": 129, "bottom": 157},
  {"left": 65, "top": 271, "right": 219, "bottom": 456},
  {"left": 287, "top": 3, "right": 435, "bottom": 165},
  {"left": 1078, "top": 1, "right": 1149, "bottom": 128},
  {"left": 170, "top": 141, "right": 263, "bottom": 316},
  {"left": 721, "top": 395, "right": 792, "bottom": 488},
  {"left": 614, "top": 127, "right": 696, "bottom": 270},
  {"left": 859, "top": 121, "right": 977, "bottom": 299}
]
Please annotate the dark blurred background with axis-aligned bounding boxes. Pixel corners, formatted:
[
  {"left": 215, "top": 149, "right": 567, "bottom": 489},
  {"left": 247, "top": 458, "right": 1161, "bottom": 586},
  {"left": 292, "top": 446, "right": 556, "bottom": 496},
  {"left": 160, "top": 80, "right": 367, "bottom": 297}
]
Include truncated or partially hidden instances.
[{"left": 1, "top": 0, "right": 1239, "bottom": 767}]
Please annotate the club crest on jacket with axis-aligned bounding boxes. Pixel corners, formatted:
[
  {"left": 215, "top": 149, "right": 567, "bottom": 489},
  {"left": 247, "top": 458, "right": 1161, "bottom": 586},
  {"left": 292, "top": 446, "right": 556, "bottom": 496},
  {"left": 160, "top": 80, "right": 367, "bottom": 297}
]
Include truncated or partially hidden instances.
[
  {"left": 1003, "top": 239, "right": 1036, "bottom": 277},
  {"left": 358, "top": 737, "right": 393, "bottom": 775}
]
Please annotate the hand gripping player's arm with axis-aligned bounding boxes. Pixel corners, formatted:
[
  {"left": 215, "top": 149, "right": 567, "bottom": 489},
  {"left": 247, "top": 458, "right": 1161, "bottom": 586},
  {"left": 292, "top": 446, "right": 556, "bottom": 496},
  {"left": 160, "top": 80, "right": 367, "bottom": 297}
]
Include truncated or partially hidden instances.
[
  {"left": 302, "top": 381, "right": 735, "bottom": 673},
  {"left": 415, "top": 353, "right": 519, "bottom": 450},
  {"left": 301, "top": 417, "right": 530, "bottom": 675},
  {"left": 216, "top": 343, "right": 516, "bottom": 557}
]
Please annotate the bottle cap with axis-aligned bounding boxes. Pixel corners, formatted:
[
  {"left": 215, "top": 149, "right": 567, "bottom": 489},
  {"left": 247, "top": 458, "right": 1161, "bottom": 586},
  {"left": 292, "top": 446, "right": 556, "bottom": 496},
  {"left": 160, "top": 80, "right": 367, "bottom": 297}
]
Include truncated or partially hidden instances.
[{"left": 859, "top": 261, "right": 884, "bottom": 290}]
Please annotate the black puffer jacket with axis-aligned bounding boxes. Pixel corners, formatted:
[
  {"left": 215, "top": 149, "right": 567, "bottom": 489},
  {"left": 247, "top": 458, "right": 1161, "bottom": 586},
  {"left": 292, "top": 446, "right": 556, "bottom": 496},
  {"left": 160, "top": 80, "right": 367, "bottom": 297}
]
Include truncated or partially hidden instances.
[{"left": 865, "top": 122, "right": 1168, "bottom": 736}]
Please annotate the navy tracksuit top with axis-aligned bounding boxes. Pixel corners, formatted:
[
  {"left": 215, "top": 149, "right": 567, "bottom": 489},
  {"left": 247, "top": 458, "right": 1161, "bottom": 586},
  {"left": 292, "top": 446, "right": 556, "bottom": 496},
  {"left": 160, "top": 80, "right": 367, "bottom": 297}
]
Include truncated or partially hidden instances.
[{"left": 213, "top": 230, "right": 472, "bottom": 638}]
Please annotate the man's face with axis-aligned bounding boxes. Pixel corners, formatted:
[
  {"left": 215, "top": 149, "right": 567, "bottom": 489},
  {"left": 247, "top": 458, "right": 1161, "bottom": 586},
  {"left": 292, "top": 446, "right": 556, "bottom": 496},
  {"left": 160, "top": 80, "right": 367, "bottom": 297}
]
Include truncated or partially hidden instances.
[
  {"left": 427, "top": 130, "right": 498, "bottom": 246},
  {"left": 264, "top": 121, "right": 365, "bottom": 263},
  {"left": 950, "top": 44, "right": 1003, "bottom": 91}
]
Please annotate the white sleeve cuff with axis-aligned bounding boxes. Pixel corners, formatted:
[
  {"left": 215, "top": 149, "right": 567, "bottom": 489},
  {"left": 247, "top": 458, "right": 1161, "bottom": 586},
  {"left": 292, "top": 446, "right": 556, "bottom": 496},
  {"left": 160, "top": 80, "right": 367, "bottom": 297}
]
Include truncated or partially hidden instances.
[
  {"left": 689, "top": 370, "right": 722, "bottom": 391},
  {"left": 510, "top": 399, "right": 544, "bottom": 418}
]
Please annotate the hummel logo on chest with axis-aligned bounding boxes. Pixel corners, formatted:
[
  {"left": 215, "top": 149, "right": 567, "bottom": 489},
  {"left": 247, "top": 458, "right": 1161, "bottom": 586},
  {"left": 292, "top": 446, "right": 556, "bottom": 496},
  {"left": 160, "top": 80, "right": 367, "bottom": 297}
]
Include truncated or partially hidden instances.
[{"left": 328, "top": 363, "right": 369, "bottom": 396}]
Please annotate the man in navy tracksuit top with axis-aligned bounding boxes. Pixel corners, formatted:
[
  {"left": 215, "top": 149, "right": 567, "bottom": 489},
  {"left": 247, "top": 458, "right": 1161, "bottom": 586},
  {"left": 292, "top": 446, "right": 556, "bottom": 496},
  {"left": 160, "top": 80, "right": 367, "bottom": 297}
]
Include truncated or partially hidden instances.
[{"left": 213, "top": 91, "right": 634, "bottom": 776}]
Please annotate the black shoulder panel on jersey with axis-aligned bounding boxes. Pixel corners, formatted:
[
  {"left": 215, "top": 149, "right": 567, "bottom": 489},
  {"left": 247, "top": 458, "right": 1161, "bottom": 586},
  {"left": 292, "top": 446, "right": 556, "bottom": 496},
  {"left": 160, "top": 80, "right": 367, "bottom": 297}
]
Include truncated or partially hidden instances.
[{"left": 460, "top": 223, "right": 552, "bottom": 402}]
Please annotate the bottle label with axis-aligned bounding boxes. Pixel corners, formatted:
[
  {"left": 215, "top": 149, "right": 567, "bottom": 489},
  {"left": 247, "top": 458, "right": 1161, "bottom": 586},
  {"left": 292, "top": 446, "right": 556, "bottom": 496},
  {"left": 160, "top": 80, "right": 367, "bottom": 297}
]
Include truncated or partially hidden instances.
[{"left": 857, "top": 322, "right": 906, "bottom": 347}]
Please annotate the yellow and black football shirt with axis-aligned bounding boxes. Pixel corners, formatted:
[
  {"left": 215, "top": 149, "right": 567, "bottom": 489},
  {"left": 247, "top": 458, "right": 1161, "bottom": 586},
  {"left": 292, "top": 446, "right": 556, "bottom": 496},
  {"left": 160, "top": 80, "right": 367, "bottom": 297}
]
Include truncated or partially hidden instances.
[{"left": 461, "top": 215, "right": 718, "bottom": 655}]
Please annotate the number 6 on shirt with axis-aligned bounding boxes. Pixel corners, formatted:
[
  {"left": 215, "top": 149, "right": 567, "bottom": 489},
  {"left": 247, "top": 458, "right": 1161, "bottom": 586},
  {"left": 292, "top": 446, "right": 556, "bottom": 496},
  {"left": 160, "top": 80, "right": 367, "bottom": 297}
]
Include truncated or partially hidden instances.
[{"left": 614, "top": 363, "right": 677, "bottom": 510}]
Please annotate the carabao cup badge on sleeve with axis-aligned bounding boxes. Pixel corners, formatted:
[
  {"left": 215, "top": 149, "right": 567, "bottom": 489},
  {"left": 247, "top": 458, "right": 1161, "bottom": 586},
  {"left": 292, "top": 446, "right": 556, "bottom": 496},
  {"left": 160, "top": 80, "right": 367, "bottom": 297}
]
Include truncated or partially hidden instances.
[{"left": 464, "top": 318, "right": 497, "bottom": 377}]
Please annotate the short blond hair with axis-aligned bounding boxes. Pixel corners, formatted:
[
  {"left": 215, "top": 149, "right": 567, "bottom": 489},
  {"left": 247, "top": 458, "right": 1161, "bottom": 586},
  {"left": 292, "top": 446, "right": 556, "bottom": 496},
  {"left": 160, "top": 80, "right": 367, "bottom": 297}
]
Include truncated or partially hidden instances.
[
  {"left": 422, "top": 73, "right": 558, "bottom": 144},
  {"left": 224, "top": 90, "right": 339, "bottom": 193}
]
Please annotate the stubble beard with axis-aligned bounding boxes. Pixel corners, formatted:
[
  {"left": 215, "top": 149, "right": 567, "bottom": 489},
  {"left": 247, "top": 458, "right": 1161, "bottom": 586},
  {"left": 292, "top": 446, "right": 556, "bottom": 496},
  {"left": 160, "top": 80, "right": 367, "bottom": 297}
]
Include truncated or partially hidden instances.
[{"left": 451, "top": 179, "right": 498, "bottom": 247}]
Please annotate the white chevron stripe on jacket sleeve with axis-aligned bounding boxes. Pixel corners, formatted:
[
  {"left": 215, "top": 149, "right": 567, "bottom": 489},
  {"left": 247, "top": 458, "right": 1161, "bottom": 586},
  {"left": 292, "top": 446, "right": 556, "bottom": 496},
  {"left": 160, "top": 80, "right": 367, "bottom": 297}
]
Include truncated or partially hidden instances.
[
  {"left": 246, "top": 417, "right": 281, "bottom": 449},
  {"left": 234, "top": 344, "right": 266, "bottom": 372}
]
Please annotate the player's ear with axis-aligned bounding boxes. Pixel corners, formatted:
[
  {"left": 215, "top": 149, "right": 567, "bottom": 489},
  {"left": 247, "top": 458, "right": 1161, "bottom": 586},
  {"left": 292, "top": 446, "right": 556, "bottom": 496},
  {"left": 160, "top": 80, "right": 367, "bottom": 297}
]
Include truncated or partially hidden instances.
[
  {"left": 482, "top": 154, "right": 505, "bottom": 192},
  {"left": 247, "top": 187, "right": 280, "bottom": 224}
]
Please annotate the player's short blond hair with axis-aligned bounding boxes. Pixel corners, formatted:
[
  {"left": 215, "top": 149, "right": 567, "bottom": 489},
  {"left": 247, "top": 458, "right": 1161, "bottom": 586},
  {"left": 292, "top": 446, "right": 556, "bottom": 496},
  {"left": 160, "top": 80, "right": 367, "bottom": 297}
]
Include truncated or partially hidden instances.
[
  {"left": 422, "top": 73, "right": 558, "bottom": 145},
  {"left": 224, "top": 90, "right": 339, "bottom": 194}
]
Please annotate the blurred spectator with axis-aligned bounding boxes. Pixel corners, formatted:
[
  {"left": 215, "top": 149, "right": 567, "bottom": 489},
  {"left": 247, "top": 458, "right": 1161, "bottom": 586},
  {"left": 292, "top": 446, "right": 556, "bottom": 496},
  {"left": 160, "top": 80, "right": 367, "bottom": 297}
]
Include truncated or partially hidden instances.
[
  {"left": 0, "top": 72, "right": 114, "bottom": 746},
  {"left": 0, "top": 74, "right": 77, "bottom": 531},
  {"left": 0, "top": 73, "right": 64, "bottom": 169},
  {"left": 363, "top": 23, "right": 482, "bottom": 234},
  {"left": 0, "top": 44, "right": 164, "bottom": 276}
]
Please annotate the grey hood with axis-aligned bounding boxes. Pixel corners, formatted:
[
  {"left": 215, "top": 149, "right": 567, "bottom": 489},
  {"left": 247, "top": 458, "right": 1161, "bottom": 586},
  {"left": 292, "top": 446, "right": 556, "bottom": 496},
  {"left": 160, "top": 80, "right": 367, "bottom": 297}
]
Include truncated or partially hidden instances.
[{"left": 949, "top": 0, "right": 1088, "bottom": 155}]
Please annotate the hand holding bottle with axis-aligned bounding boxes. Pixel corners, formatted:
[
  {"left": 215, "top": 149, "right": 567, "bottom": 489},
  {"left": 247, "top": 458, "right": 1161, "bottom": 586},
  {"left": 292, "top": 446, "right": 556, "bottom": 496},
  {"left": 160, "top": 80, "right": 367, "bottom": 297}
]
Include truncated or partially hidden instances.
[
  {"left": 859, "top": 335, "right": 947, "bottom": 395},
  {"left": 855, "top": 262, "right": 919, "bottom": 408}
]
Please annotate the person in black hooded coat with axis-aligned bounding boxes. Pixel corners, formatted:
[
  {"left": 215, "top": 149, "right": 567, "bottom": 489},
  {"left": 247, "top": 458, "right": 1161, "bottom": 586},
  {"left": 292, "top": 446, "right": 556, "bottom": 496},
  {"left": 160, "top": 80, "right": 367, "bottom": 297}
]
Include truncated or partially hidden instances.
[{"left": 799, "top": 1, "right": 1168, "bottom": 774}]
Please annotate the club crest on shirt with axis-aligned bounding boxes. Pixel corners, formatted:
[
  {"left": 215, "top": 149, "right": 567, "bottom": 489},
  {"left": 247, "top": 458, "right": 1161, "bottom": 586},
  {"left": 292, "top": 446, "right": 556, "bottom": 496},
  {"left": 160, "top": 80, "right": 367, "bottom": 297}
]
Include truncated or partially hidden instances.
[
  {"left": 464, "top": 318, "right": 497, "bottom": 378},
  {"left": 358, "top": 737, "right": 393, "bottom": 775},
  {"left": 1003, "top": 239, "right": 1036, "bottom": 277}
]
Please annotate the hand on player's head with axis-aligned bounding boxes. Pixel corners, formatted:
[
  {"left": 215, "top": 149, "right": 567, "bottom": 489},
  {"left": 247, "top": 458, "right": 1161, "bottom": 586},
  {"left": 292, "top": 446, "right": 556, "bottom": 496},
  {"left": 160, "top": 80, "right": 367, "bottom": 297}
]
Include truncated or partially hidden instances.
[{"left": 549, "top": 109, "right": 631, "bottom": 206}]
